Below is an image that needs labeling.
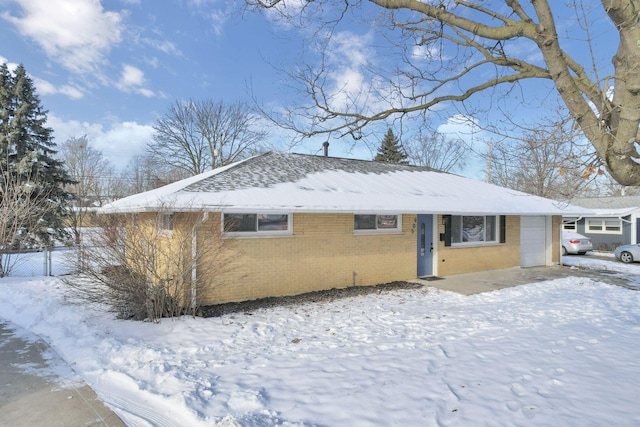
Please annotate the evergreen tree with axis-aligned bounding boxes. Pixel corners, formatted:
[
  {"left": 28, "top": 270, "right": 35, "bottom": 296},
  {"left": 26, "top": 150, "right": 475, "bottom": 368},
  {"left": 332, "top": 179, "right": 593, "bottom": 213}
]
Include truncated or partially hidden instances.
[
  {"left": 374, "top": 128, "right": 409, "bottom": 164},
  {"left": 0, "top": 63, "right": 75, "bottom": 249}
]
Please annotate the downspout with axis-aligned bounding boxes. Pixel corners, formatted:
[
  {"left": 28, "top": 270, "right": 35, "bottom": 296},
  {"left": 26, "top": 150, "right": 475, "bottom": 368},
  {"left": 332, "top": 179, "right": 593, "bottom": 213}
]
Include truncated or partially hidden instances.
[{"left": 191, "top": 212, "right": 209, "bottom": 313}]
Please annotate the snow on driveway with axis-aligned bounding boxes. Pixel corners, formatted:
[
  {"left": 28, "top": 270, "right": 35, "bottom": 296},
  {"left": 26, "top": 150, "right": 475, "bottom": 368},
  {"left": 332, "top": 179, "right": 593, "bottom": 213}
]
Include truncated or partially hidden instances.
[{"left": 1, "top": 256, "right": 639, "bottom": 426}]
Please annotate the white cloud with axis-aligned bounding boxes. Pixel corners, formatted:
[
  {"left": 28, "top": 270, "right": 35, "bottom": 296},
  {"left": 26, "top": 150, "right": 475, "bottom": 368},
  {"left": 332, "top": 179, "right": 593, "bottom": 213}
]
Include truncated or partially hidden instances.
[
  {"left": 207, "top": 9, "right": 227, "bottom": 36},
  {"left": 326, "top": 31, "right": 372, "bottom": 69},
  {"left": 48, "top": 114, "right": 154, "bottom": 169},
  {"left": 116, "top": 64, "right": 155, "bottom": 97},
  {"left": 187, "top": 0, "right": 227, "bottom": 35},
  {"left": 140, "top": 38, "right": 181, "bottom": 56},
  {"left": 1, "top": 55, "right": 84, "bottom": 99},
  {"left": 412, "top": 44, "right": 453, "bottom": 62},
  {"left": 260, "top": 0, "right": 307, "bottom": 29},
  {"left": 34, "top": 77, "right": 84, "bottom": 99},
  {"left": 323, "top": 31, "right": 376, "bottom": 112},
  {"left": 2, "top": 0, "right": 123, "bottom": 75},
  {"left": 119, "top": 64, "right": 144, "bottom": 86},
  {"left": 0, "top": 55, "right": 19, "bottom": 71},
  {"left": 438, "top": 114, "right": 483, "bottom": 144}
]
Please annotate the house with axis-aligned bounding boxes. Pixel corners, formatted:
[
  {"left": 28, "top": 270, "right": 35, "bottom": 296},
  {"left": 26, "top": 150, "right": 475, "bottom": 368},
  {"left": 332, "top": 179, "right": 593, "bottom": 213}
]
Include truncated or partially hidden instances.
[
  {"left": 563, "top": 196, "right": 640, "bottom": 251},
  {"left": 101, "top": 151, "right": 588, "bottom": 305}
]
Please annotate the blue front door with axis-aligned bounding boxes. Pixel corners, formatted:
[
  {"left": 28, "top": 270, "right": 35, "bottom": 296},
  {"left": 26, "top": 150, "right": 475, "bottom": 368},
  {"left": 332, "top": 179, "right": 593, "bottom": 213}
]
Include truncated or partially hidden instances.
[{"left": 417, "top": 214, "right": 434, "bottom": 277}]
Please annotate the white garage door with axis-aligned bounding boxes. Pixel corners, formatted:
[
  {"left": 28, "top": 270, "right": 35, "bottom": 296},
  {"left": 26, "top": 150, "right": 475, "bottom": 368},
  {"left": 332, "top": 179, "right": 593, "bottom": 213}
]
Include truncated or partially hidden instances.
[{"left": 521, "top": 216, "right": 547, "bottom": 267}]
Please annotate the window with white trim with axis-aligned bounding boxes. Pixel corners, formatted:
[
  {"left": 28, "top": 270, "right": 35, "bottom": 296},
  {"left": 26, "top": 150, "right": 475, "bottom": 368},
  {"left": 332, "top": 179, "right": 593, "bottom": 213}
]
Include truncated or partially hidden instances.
[
  {"left": 451, "top": 215, "right": 497, "bottom": 244},
  {"left": 223, "top": 213, "right": 291, "bottom": 236},
  {"left": 586, "top": 218, "right": 622, "bottom": 234},
  {"left": 354, "top": 214, "right": 401, "bottom": 232},
  {"left": 562, "top": 218, "right": 578, "bottom": 231}
]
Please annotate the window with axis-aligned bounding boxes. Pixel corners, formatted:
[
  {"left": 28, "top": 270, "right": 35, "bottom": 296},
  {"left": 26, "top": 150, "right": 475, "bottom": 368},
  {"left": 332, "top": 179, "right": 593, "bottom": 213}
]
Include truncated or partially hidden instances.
[
  {"left": 223, "top": 213, "right": 290, "bottom": 236},
  {"left": 354, "top": 214, "right": 401, "bottom": 232},
  {"left": 586, "top": 218, "right": 622, "bottom": 234},
  {"left": 562, "top": 218, "right": 578, "bottom": 231},
  {"left": 159, "top": 213, "right": 174, "bottom": 231},
  {"left": 451, "top": 215, "right": 497, "bottom": 244}
]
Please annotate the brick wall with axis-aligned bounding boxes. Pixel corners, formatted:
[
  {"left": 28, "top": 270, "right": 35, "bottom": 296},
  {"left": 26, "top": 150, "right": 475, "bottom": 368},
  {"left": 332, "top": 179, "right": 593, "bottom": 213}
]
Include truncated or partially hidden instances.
[
  {"left": 435, "top": 215, "right": 521, "bottom": 276},
  {"left": 198, "top": 213, "right": 416, "bottom": 304},
  {"left": 186, "top": 212, "right": 562, "bottom": 304}
]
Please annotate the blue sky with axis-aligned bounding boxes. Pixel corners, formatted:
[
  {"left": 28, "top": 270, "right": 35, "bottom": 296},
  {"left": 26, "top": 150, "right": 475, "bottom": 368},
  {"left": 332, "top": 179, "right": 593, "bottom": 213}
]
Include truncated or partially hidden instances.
[
  {"left": 0, "top": 0, "right": 618, "bottom": 179},
  {"left": 0, "top": 0, "right": 311, "bottom": 169}
]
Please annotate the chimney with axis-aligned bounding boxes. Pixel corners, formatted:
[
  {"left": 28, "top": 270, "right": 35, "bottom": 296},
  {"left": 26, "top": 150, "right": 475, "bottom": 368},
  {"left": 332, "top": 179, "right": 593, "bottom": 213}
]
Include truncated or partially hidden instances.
[{"left": 323, "top": 141, "right": 330, "bottom": 157}]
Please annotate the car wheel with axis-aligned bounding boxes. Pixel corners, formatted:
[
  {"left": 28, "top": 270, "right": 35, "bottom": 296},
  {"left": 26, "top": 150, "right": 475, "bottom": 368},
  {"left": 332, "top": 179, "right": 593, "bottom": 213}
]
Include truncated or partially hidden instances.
[
  {"left": 578, "top": 251, "right": 587, "bottom": 255},
  {"left": 562, "top": 246, "right": 567, "bottom": 255},
  {"left": 620, "top": 251, "right": 634, "bottom": 263}
]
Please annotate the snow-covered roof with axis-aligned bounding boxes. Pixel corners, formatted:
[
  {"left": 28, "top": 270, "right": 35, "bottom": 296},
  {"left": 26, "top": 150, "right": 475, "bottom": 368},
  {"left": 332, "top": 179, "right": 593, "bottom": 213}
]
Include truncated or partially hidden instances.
[
  {"left": 101, "top": 152, "right": 591, "bottom": 216},
  {"left": 585, "top": 207, "right": 640, "bottom": 217},
  {"left": 570, "top": 196, "right": 640, "bottom": 214}
]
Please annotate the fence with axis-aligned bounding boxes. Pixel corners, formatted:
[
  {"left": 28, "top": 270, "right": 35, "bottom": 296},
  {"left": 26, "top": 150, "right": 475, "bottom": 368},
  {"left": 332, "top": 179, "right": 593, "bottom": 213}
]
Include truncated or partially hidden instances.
[{"left": 2, "top": 246, "right": 78, "bottom": 277}]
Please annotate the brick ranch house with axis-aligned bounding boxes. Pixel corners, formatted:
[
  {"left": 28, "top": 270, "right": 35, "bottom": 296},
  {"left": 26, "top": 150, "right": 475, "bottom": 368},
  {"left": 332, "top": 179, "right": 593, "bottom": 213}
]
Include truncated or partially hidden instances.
[{"left": 101, "top": 151, "right": 587, "bottom": 305}]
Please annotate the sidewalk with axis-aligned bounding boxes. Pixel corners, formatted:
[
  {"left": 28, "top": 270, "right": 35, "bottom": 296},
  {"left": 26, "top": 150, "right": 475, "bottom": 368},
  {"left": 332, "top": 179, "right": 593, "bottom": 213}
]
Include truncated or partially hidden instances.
[{"left": 0, "top": 320, "right": 125, "bottom": 427}]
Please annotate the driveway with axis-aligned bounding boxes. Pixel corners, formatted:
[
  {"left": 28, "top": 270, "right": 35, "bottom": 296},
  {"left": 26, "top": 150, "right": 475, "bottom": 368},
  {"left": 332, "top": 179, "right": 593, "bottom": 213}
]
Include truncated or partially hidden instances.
[{"left": 413, "top": 262, "right": 635, "bottom": 295}]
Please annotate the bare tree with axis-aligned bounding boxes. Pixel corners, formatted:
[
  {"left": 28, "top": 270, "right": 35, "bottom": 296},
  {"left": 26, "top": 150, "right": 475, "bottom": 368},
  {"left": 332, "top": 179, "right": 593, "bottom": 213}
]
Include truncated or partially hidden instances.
[
  {"left": 60, "top": 136, "right": 116, "bottom": 243},
  {"left": 487, "top": 115, "right": 596, "bottom": 200},
  {"left": 593, "top": 173, "right": 640, "bottom": 197},
  {"left": 118, "top": 154, "right": 189, "bottom": 197},
  {"left": 249, "top": 0, "right": 640, "bottom": 186},
  {"left": 148, "top": 99, "right": 268, "bottom": 175},
  {"left": 405, "top": 127, "right": 469, "bottom": 172},
  {"left": 0, "top": 154, "right": 56, "bottom": 276},
  {"left": 64, "top": 210, "right": 237, "bottom": 321}
]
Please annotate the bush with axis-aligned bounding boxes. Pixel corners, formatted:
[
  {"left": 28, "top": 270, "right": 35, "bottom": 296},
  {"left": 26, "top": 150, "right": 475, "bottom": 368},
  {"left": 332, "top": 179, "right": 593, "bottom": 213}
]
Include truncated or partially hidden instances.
[{"left": 64, "top": 211, "right": 234, "bottom": 321}]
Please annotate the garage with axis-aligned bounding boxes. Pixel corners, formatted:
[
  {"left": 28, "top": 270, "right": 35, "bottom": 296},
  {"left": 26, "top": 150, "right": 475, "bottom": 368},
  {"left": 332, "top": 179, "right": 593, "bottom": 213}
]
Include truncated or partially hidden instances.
[{"left": 520, "top": 216, "right": 548, "bottom": 267}]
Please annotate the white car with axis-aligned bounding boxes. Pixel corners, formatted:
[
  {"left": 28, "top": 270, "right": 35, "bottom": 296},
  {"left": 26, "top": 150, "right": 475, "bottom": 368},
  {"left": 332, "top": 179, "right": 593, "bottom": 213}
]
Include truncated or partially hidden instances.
[
  {"left": 562, "top": 232, "right": 593, "bottom": 255},
  {"left": 614, "top": 244, "right": 640, "bottom": 263}
]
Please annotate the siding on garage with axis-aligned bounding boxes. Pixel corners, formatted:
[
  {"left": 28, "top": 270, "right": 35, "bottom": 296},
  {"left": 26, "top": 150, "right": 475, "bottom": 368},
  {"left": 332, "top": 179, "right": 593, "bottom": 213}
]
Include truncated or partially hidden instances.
[{"left": 521, "top": 216, "right": 548, "bottom": 267}]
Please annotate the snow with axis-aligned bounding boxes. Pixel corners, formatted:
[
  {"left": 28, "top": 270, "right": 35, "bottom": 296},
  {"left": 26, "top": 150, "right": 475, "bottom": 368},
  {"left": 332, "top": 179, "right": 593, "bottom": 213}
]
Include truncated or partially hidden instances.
[
  {"left": 589, "top": 207, "right": 640, "bottom": 216},
  {"left": 1, "top": 257, "right": 640, "bottom": 426},
  {"left": 102, "top": 153, "right": 591, "bottom": 216}
]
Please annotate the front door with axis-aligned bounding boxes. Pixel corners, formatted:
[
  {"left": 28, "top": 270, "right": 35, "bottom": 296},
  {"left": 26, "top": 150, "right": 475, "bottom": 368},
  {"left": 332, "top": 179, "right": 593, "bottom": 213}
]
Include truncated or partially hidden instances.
[{"left": 417, "top": 214, "right": 434, "bottom": 277}]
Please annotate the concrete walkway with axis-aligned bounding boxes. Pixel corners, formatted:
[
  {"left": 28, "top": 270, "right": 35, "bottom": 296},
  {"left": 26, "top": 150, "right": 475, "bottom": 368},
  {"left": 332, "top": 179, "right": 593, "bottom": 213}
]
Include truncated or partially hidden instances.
[
  {"left": 412, "top": 263, "right": 633, "bottom": 295},
  {"left": 0, "top": 320, "right": 125, "bottom": 427}
]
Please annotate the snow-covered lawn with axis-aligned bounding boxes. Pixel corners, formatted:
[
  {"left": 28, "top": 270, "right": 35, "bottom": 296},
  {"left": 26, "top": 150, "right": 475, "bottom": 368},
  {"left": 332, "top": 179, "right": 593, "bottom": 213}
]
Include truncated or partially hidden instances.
[{"left": 1, "top": 256, "right": 640, "bottom": 426}]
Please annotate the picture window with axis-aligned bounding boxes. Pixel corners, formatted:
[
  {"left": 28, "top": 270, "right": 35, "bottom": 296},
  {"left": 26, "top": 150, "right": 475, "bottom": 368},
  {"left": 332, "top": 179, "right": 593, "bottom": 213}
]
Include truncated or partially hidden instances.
[{"left": 451, "top": 215, "right": 497, "bottom": 244}]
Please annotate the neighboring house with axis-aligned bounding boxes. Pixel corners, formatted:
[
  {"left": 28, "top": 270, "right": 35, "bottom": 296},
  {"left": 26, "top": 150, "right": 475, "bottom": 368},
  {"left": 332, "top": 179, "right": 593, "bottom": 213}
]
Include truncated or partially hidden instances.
[
  {"left": 101, "top": 151, "right": 587, "bottom": 305},
  {"left": 564, "top": 196, "right": 640, "bottom": 251}
]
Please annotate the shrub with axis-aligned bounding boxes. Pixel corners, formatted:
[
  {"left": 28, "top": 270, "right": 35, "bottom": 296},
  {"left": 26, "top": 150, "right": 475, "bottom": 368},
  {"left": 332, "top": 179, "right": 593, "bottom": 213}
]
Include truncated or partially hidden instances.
[{"left": 64, "top": 211, "right": 235, "bottom": 321}]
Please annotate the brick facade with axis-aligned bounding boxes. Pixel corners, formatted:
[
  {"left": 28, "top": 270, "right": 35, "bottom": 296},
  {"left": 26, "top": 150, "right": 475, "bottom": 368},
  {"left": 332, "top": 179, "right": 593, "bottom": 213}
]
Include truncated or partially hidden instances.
[
  {"left": 435, "top": 215, "right": 521, "bottom": 276},
  {"left": 199, "top": 213, "right": 416, "bottom": 304},
  {"left": 187, "top": 213, "right": 562, "bottom": 305}
]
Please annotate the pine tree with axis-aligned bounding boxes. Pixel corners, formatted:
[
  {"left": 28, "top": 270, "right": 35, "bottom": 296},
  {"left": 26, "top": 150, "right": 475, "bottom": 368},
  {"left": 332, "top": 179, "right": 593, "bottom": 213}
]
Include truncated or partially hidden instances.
[
  {"left": 0, "top": 63, "right": 75, "bottom": 249},
  {"left": 374, "top": 128, "right": 409, "bottom": 164}
]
